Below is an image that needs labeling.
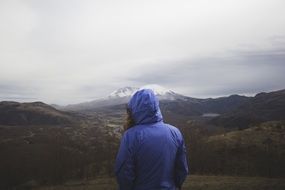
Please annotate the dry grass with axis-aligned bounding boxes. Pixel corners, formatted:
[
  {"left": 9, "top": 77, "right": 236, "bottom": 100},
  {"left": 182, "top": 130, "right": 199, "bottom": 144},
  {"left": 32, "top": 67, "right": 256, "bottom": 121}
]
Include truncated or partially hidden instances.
[{"left": 184, "top": 175, "right": 285, "bottom": 190}]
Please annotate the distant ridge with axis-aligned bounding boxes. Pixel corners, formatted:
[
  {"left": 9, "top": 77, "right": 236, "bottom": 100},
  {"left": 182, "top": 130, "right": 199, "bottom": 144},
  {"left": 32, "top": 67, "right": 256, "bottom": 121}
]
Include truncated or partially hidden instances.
[{"left": 212, "top": 89, "right": 285, "bottom": 129}]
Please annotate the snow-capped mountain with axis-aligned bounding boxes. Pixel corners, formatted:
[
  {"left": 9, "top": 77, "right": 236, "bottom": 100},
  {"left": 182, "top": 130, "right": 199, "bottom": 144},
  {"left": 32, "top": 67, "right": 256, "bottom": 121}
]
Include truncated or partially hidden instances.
[
  {"left": 63, "top": 85, "right": 186, "bottom": 111},
  {"left": 108, "top": 85, "right": 185, "bottom": 100}
]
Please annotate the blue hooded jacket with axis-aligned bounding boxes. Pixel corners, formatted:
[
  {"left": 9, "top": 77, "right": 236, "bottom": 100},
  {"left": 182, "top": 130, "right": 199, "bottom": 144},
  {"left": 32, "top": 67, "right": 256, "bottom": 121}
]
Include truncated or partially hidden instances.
[{"left": 115, "top": 89, "right": 189, "bottom": 190}]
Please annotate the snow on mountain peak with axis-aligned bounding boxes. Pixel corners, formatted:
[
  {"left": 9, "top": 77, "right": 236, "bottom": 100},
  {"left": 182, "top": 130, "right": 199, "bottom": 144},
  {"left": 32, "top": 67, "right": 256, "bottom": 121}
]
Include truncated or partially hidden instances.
[
  {"left": 139, "top": 84, "right": 174, "bottom": 96},
  {"left": 107, "top": 84, "right": 182, "bottom": 101},
  {"left": 108, "top": 87, "right": 139, "bottom": 98}
]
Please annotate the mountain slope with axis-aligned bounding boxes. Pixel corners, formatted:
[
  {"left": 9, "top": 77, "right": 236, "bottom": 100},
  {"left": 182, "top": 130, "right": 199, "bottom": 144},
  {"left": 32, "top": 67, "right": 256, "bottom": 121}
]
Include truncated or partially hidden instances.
[
  {"left": 0, "top": 101, "right": 77, "bottom": 125},
  {"left": 193, "top": 121, "right": 285, "bottom": 177}
]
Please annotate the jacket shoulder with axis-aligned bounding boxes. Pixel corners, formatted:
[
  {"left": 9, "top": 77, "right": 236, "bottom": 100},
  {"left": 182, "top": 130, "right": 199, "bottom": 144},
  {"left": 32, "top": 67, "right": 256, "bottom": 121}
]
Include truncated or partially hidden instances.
[
  {"left": 165, "top": 123, "right": 182, "bottom": 134},
  {"left": 163, "top": 123, "right": 184, "bottom": 143},
  {"left": 122, "top": 125, "right": 144, "bottom": 145}
]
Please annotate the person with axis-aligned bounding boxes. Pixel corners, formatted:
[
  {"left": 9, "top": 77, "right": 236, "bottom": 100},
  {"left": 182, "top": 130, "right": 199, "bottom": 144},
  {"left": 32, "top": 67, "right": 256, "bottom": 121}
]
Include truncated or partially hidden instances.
[{"left": 115, "top": 88, "right": 189, "bottom": 190}]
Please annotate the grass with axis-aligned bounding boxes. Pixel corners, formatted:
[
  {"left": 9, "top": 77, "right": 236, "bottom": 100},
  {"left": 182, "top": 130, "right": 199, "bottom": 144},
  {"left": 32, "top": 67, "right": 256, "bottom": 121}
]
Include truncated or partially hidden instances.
[{"left": 34, "top": 175, "right": 285, "bottom": 190}]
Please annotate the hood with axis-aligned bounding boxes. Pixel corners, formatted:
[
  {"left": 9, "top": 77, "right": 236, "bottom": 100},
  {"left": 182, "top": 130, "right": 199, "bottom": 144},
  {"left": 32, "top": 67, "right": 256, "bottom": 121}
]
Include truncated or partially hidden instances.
[{"left": 127, "top": 89, "right": 163, "bottom": 125}]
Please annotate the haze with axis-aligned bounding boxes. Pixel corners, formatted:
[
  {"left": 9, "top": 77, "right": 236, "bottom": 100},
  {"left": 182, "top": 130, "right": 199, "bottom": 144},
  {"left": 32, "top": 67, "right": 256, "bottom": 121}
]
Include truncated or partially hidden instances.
[{"left": 0, "top": 0, "right": 285, "bottom": 104}]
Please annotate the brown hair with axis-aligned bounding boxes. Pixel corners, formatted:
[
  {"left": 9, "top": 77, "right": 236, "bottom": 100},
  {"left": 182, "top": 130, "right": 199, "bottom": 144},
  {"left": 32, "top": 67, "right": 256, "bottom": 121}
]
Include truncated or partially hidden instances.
[{"left": 124, "top": 106, "right": 135, "bottom": 131}]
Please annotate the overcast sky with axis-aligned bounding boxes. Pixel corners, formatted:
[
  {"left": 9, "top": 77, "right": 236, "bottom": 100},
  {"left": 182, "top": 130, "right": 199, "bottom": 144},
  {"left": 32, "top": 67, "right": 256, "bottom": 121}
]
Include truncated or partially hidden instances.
[{"left": 1, "top": 0, "right": 285, "bottom": 104}]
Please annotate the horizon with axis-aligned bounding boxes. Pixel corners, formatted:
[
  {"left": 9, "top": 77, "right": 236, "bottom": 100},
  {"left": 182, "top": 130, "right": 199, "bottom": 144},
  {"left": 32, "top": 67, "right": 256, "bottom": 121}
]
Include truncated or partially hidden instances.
[
  {"left": 1, "top": 84, "right": 284, "bottom": 106},
  {"left": 1, "top": 0, "right": 285, "bottom": 104}
]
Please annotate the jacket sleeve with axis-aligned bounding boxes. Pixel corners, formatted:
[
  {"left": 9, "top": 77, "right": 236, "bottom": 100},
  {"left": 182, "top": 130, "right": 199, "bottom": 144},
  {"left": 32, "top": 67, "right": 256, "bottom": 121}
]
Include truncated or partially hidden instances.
[
  {"left": 174, "top": 135, "right": 189, "bottom": 189},
  {"left": 115, "top": 132, "right": 136, "bottom": 190}
]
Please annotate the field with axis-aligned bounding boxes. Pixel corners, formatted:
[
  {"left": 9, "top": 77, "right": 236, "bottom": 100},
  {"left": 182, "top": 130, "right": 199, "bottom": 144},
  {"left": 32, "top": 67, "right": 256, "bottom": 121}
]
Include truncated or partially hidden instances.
[{"left": 34, "top": 175, "right": 285, "bottom": 190}]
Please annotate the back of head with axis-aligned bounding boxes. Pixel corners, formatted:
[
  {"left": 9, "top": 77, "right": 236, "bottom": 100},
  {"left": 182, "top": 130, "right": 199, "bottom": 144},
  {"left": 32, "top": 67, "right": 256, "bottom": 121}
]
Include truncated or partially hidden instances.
[{"left": 127, "top": 89, "right": 163, "bottom": 126}]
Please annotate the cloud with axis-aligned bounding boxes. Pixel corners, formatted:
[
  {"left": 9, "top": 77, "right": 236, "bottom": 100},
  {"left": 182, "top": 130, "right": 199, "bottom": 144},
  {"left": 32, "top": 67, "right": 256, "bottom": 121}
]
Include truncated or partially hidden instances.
[
  {"left": 0, "top": 83, "right": 39, "bottom": 101},
  {"left": 128, "top": 47, "right": 285, "bottom": 97},
  {"left": 0, "top": 0, "right": 285, "bottom": 104}
]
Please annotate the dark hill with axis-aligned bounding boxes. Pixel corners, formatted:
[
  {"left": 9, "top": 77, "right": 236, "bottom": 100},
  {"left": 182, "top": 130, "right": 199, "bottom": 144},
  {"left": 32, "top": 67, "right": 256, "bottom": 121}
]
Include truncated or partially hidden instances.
[
  {"left": 0, "top": 101, "right": 77, "bottom": 125},
  {"left": 212, "top": 89, "right": 285, "bottom": 129}
]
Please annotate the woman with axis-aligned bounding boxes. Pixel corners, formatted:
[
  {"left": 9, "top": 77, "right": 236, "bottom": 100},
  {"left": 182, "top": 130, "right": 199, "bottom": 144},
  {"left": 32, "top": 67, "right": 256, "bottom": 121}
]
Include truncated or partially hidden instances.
[{"left": 115, "top": 89, "right": 189, "bottom": 190}]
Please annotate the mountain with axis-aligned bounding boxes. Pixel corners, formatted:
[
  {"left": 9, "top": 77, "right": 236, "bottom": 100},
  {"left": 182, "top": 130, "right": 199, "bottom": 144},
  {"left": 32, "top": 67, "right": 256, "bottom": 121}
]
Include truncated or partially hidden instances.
[
  {"left": 212, "top": 89, "right": 285, "bottom": 129},
  {"left": 63, "top": 85, "right": 187, "bottom": 111},
  {"left": 72, "top": 87, "right": 249, "bottom": 129},
  {"left": 62, "top": 85, "right": 251, "bottom": 124},
  {"left": 60, "top": 86, "right": 285, "bottom": 130},
  {"left": 0, "top": 101, "right": 78, "bottom": 126}
]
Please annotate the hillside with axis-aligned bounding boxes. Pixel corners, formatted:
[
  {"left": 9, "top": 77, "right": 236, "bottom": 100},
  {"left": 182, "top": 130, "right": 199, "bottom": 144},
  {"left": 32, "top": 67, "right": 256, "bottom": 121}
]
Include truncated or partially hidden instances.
[
  {"left": 187, "top": 121, "right": 285, "bottom": 177},
  {"left": 0, "top": 101, "right": 78, "bottom": 125},
  {"left": 207, "top": 121, "right": 285, "bottom": 148},
  {"left": 0, "top": 101, "right": 116, "bottom": 189}
]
